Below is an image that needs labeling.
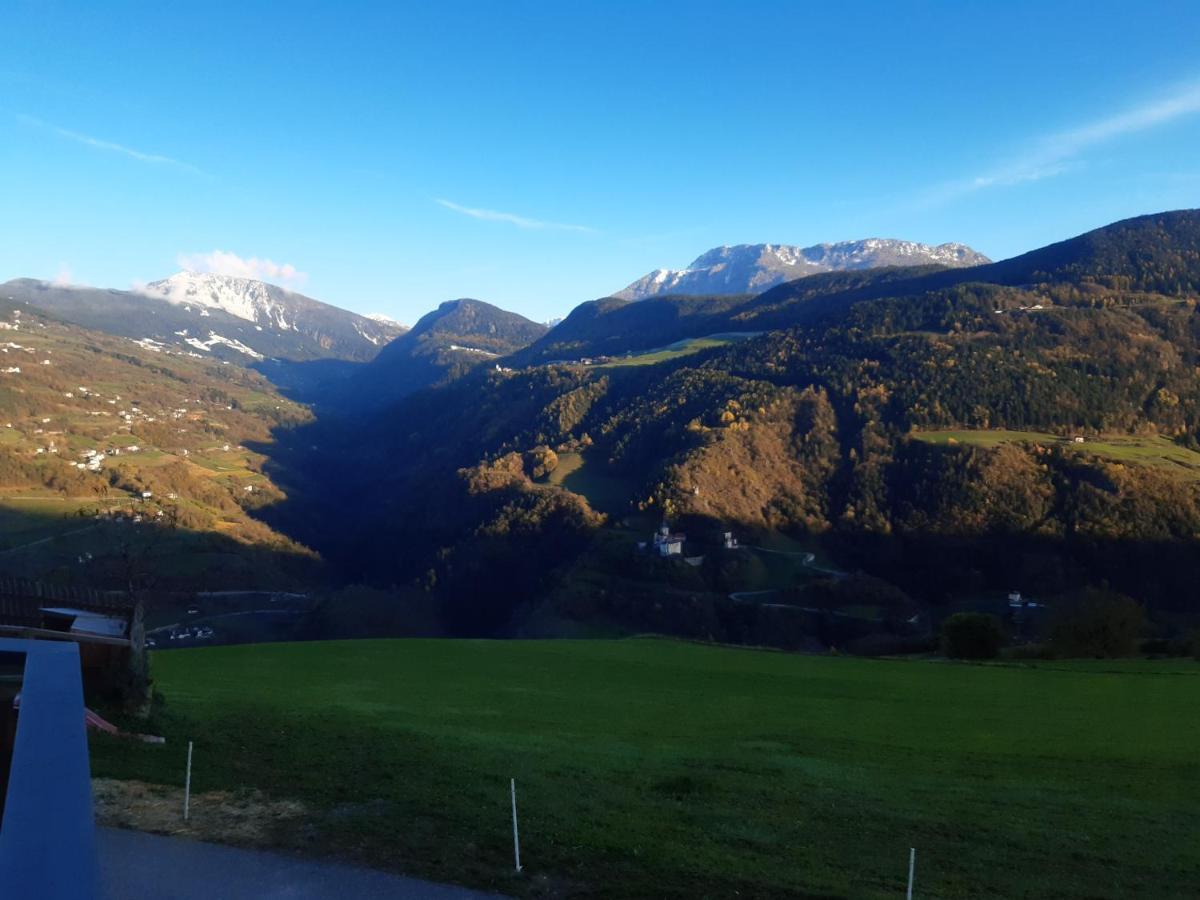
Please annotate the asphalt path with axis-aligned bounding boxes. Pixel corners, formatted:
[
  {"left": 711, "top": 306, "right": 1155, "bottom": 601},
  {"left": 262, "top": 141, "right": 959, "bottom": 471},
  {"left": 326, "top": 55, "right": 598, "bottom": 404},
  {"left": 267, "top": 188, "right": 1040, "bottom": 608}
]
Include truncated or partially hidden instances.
[{"left": 97, "top": 827, "right": 509, "bottom": 900}]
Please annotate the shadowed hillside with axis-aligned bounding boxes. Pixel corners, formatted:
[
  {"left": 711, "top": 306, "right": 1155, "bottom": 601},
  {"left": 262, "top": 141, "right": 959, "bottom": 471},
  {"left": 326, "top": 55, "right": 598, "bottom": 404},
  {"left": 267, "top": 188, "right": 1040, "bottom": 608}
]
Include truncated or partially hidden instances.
[{"left": 248, "top": 210, "right": 1200, "bottom": 642}]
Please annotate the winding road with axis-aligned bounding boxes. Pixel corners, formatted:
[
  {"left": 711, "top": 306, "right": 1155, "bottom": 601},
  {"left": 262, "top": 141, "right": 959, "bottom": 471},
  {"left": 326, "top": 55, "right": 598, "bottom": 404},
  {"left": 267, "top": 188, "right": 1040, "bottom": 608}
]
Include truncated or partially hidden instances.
[{"left": 728, "top": 546, "right": 846, "bottom": 608}]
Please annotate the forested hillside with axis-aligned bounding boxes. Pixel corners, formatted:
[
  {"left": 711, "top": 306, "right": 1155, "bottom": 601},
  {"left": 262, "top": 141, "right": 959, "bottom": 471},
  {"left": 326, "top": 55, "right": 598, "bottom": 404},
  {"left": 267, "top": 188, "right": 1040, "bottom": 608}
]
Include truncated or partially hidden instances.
[
  {"left": 257, "top": 210, "right": 1200, "bottom": 642},
  {"left": 284, "top": 298, "right": 548, "bottom": 410}
]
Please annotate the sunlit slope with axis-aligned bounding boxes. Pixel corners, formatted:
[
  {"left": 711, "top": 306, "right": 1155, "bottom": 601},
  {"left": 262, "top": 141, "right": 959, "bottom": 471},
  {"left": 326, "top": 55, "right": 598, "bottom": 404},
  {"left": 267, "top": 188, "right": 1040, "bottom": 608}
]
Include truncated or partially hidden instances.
[{"left": 0, "top": 300, "right": 317, "bottom": 588}]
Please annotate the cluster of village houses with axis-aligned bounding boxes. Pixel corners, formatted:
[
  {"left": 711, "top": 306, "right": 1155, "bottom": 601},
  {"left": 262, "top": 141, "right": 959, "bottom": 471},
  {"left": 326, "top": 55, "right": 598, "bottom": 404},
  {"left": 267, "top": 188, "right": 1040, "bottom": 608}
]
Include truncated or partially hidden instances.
[
  {"left": 1, "top": 338, "right": 52, "bottom": 368},
  {"left": 4, "top": 373, "right": 237, "bottom": 465},
  {"left": 638, "top": 521, "right": 740, "bottom": 565}
]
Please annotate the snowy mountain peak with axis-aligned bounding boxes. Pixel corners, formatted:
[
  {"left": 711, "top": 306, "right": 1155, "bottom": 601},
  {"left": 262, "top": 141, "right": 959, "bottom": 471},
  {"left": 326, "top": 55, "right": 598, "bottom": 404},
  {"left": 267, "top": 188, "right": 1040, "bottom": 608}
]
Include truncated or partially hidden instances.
[
  {"left": 131, "top": 271, "right": 406, "bottom": 360},
  {"left": 616, "top": 239, "right": 990, "bottom": 300},
  {"left": 139, "top": 272, "right": 300, "bottom": 330},
  {"left": 366, "top": 312, "right": 407, "bottom": 329}
]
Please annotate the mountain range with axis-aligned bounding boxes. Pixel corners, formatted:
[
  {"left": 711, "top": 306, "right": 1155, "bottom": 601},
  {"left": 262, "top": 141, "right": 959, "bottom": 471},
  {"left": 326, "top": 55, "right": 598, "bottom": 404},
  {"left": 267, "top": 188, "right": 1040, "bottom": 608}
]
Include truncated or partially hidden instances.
[
  {"left": 256, "top": 209, "right": 1200, "bottom": 644},
  {"left": 615, "top": 239, "right": 991, "bottom": 301},
  {"left": 0, "top": 235, "right": 992, "bottom": 376},
  {"left": 326, "top": 298, "right": 548, "bottom": 410},
  {"left": 0, "top": 273, "right": 405, "bottom": 363},
  {"left": 3, "top": 210, "right": 1200, "bottom": 648}
]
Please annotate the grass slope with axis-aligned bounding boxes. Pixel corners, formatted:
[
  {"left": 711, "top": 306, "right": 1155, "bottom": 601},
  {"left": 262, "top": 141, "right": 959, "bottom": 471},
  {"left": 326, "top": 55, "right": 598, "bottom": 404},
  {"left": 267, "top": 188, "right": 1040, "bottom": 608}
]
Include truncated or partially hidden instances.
[
  {"left": 913, "top": 429, "right": 1200, "bottom": 478},
  {"left": 0, "top": 304, "right": 317, "bottom": 585},
  {"left": 543, "top": 451, "right": 634, "bottom": 515},
  {"left": 593, "top": 334, "right": 758, "bottom": 368},
  {"left": 91, "top": 639, "right": 1200, "bottom": 899}
]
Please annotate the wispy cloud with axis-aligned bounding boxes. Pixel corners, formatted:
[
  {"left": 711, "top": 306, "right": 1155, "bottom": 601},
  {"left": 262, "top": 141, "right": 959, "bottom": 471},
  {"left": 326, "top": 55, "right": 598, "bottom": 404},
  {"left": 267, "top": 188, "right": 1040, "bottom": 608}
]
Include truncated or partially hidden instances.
[
  {"left": 175, "top": 250, "right": 308, "bottom": 285},
  {"left": 435, "top": 198, "right": 596, "bottom": 233},
  {"left": 17, "top": 114, "right": 206, "bottom": 175},
  {"left": 921, "top": 80, "right": 1200, "bottom": 206}
]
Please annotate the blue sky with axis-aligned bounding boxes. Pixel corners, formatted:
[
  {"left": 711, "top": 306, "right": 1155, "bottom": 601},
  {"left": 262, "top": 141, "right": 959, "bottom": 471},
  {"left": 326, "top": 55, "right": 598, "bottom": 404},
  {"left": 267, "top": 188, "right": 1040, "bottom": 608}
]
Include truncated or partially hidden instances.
[{"left": 2, "top": 1, "right": 1199, "bottom": 324}]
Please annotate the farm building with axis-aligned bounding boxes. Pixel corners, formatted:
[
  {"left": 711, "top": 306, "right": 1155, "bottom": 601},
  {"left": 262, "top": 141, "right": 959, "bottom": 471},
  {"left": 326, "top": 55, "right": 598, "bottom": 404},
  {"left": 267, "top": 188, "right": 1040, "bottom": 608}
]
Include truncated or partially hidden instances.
[
  {"left": 652, "top": 523, "right": 685, "bottom": 557},
  {"left": 0, "top": 580, "right": 136, "bottom": 697}
]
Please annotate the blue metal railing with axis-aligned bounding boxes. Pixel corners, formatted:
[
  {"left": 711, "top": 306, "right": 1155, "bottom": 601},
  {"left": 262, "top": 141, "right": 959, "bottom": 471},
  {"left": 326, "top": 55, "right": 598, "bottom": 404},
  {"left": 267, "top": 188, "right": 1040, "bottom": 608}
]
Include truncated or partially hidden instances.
[{"left": 0, "top": 638, "right": 97, "bottom": 899}]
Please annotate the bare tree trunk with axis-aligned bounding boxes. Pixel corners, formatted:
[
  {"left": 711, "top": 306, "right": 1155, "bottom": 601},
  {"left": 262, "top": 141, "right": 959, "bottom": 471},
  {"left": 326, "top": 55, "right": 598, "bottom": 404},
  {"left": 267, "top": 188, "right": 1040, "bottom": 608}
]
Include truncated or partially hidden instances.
[{"left": 126, "top": 588, "right": 151, "bottom": 717}]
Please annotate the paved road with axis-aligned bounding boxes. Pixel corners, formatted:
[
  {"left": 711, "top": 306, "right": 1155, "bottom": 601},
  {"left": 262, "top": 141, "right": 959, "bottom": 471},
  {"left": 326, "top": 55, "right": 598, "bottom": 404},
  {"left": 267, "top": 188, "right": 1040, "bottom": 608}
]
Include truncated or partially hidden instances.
[{"left": 97, "top": 827, "right": 508, "bottom": 900}]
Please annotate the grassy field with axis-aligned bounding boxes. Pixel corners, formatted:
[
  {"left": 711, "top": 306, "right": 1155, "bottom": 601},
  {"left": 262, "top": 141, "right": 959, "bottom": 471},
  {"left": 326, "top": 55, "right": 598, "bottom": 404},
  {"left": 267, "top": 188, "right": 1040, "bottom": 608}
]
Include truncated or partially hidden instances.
[
  {"left": 912, "top": 429, "right": 1200, "bottom": 478},
  {"left": 0, "top": 493, "right": 114, "bottom": 552},
  {"left": 90, "top": 639, "right": 1199, "bottom": 899},
  {"left": 594, "top": 332, "right": 760, "bottom": 368},
  {"left": 544, "top": 451, "right": 634, "bottom": 515}
]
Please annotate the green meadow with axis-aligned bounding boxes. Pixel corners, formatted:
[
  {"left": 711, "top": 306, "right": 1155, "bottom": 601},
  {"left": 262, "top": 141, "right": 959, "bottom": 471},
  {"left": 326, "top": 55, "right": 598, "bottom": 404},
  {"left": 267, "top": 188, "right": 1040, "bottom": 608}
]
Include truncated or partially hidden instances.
[
  {"left": 90, "top": 639, "right": 1200, "bottom": 898},
  {"left": 543, "top": 451, "right": 634, "bottom": 515},
  {"left": 595, "top": 332, "right": 761, "bottom": 368},
  {"left": 912, "top": 429, "right": 1200, "bottom": 478}
]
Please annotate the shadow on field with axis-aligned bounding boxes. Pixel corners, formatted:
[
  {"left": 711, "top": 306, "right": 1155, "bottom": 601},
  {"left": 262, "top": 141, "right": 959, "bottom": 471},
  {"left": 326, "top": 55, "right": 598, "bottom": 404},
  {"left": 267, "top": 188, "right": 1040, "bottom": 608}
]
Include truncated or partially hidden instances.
[{"left": 0, "top": 502, "right": 320, "bottom": 594}]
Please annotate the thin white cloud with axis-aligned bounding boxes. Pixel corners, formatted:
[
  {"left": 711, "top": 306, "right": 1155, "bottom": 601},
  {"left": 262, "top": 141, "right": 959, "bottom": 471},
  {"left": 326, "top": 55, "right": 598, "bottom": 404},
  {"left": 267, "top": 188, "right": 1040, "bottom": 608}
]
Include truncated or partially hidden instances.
[
  {"left": 435, "top": 198, "right": 596, "bottom": 233},
  {"left": 922, "top": 80, "right": 1200, "bottom": 206},
  {"left": 176, "top": 250, "right": 308, "bottom": 285},
  {"left": 17, "top": 114, "right": 206, "bottom": 175}
]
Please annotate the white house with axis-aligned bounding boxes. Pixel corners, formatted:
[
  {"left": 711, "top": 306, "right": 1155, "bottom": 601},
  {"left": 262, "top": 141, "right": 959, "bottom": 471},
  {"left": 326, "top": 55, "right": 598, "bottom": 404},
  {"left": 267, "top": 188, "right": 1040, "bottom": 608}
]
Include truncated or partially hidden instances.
[{"left": 652, "top": 522, "right": 685, "bottom": 557}]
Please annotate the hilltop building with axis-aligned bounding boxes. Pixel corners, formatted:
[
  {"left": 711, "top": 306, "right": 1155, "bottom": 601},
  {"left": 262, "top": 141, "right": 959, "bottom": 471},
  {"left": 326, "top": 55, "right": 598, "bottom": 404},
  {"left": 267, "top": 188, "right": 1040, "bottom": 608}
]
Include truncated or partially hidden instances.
[{"left": 652, "top": 522, "right": 685, "bottom": 557}]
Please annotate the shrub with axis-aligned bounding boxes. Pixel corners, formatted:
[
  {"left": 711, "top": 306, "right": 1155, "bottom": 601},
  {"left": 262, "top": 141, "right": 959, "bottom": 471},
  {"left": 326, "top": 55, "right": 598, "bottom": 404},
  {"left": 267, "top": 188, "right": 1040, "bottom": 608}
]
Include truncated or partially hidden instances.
[
  {"left": 1186, "top": 629, "right": 1200, "bottom": 661},
  {"left": 1002, "top": 642, "right": 1054, "bottom": 661},
  {"left": 1045, "top": 588, "right": 1144, "bottom": 658},
  {"left": 846, "top": 633, "right": 937, "bottom": 657},
  {"left": 940, "top": 612, "right": 1006, "bottom": 659}
]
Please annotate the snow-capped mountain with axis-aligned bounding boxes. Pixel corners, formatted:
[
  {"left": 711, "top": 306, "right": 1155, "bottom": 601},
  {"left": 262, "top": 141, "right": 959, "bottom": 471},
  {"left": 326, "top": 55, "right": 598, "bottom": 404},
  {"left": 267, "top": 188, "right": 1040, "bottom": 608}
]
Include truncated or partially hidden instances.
[
  {"left": 140, "top": 271, "right": 306, "bottom": 331},
  {"left": 615, "top": 240, "right": 991, "bottom": 300},
  {"left": 0, "top": 273, "right": 406, "bottom": 364},
  {"left": 366, "top": 312, "right": 407, "bottom": 329},
  {"left": 136, "top": 271, "right": 405, "bottom": 359},
  {"left": 139, "top": 272, "right": 403, "bottom": 351}
]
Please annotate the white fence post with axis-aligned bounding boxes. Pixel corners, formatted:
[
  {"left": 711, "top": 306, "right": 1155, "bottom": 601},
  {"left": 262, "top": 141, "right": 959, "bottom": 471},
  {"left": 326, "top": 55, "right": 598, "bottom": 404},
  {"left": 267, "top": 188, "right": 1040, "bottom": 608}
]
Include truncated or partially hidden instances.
[
  {"left": 184, "top": 740, "right": 194, "bottom": 821},
  {"left": 511, "top": 778, "right": 522, "bottom": 873},
  {"left": 906, "top": 847, "right": 916, "bottom": 900}
]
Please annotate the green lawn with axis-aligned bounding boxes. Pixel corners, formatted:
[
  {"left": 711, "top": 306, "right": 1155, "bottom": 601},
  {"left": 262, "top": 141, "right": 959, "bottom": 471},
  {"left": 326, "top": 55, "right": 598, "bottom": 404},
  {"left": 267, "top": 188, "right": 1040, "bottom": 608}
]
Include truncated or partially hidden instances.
[
  {"left": 544, "top": 451, "right": 634, "bottom": 515},
  {"left": 595, "top": 332, "right": 760, "bottom": 368},
  {"left": 90, "top": 639, "right": 1199, "bottom": 899},
  {"left": 912, "top": 428, "right": 1057, "bottom": 448},
  {"left": 912, "top": 429, "right": 1200, "bottom": 477}
]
